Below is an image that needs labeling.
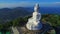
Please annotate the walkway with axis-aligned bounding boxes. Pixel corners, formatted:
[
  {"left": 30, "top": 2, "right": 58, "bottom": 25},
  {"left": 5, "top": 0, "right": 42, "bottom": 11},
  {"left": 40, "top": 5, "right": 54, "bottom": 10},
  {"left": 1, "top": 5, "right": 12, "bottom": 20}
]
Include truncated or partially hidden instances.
[{"left": 12, "top": 27, "right": 19, "bottom": 34}]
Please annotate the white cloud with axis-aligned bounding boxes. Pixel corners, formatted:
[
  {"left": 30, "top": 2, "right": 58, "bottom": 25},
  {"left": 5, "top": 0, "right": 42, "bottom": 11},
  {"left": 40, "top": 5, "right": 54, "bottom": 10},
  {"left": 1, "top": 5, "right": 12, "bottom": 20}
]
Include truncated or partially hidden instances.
[
  {"left": 55, "top": 2, "right": 60, "bottom": 3},
  {"left": 0, "top": 1, "right": 60, "bottom": 8},
  {"left": 0, "top": 1, "right": 38, "bottom": 8}
]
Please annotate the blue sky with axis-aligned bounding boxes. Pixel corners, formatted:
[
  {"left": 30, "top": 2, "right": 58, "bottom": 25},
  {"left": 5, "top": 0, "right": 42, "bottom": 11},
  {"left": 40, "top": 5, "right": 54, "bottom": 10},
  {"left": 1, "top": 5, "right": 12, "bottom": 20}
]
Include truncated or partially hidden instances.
[{"left": 0, "top": 0, "right": 60, "bottom": 8}]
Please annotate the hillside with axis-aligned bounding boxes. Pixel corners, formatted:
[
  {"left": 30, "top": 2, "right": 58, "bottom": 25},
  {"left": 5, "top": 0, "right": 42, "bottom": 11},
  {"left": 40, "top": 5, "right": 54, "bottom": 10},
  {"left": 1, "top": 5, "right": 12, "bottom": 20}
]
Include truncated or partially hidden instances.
[
  {"left": 0, "top": 7, "right": 60, "bottom": 24},
  {"left": 0, "top": 7, "right": 32, "bottom": 24}
]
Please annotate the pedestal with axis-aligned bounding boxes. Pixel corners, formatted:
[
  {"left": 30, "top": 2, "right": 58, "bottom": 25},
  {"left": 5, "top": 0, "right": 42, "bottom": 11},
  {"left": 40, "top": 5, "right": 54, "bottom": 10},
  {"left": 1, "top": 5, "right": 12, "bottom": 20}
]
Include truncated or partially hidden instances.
[{"left": 26, "top": 22, "right": 42, "bottom": 30}]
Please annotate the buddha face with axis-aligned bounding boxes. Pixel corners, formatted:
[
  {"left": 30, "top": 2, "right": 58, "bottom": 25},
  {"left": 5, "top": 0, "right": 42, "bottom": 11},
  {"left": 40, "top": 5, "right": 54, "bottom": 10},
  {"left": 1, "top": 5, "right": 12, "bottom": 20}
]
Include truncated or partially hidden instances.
[{"left": 34, "top": 3, "right": 39, "bottom": 12}]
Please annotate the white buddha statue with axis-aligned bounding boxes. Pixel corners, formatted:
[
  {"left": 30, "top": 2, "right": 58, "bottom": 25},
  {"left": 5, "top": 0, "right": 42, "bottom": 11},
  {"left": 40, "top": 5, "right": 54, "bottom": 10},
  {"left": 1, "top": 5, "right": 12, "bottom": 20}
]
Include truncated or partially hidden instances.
[{"left": 26, "top": 3, "right": 42, "bottom": 30}]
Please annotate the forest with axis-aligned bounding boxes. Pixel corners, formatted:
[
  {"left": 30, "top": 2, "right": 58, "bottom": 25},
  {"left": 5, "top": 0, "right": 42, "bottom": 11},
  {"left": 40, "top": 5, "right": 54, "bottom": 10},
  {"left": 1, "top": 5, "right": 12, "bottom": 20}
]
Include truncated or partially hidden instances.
[{"left": 0, "top": 14, "right": 60, "bottom": 33}]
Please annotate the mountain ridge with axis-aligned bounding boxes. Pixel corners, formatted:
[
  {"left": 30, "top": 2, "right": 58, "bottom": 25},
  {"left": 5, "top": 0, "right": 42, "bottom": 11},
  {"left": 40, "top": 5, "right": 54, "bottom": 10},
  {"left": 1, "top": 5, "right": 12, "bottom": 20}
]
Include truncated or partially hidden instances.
[{"left": 0, "top": 7, "right": 60, "bottom": 24}]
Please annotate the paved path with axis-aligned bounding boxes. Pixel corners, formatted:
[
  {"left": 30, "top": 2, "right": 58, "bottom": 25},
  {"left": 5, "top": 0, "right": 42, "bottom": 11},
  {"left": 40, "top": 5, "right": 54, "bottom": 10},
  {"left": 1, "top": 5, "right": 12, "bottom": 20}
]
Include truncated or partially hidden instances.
[
  {"left": 17, "top": 27, "right": 27, "bottom": 34},
  {"left": 12, "top": 27, "right": 19, "bottom": 34}
]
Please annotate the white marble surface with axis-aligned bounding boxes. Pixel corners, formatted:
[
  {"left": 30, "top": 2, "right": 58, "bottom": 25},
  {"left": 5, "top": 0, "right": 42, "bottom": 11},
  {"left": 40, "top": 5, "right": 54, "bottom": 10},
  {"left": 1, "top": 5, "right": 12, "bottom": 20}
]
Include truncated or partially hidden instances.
[{"left": 26, "top": 3, "right": 42, "bottom": 30}]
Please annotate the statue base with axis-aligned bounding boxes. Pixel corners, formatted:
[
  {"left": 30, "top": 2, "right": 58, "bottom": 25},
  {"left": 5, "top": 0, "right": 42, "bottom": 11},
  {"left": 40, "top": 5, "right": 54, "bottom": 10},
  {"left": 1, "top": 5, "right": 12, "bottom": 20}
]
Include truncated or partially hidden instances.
[{"left": 26, "top": 22, "right": 42, "bottom": 30}]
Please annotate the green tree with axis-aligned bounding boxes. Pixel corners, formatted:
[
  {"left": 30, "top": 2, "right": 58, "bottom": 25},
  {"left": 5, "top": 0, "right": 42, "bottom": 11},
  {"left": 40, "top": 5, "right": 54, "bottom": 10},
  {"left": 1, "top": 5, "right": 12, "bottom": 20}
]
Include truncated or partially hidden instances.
[
  {"left": 12, "top": 19, "right": 19, "bottom": 27},
  {"left": 0, "top": 24, "right": 3, "bottom": 30}
]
